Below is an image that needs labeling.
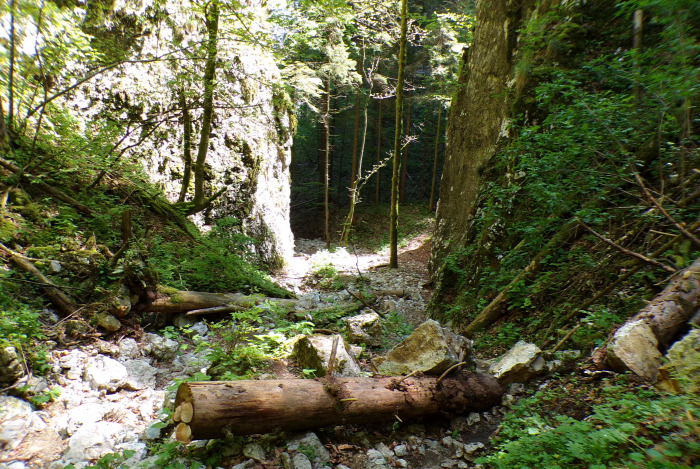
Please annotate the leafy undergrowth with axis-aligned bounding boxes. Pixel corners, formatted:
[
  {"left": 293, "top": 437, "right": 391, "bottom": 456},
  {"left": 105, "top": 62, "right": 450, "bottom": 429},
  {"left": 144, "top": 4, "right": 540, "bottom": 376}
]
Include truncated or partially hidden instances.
[{"left": 478, "top": 375, "right": 699, "bottom": 469}]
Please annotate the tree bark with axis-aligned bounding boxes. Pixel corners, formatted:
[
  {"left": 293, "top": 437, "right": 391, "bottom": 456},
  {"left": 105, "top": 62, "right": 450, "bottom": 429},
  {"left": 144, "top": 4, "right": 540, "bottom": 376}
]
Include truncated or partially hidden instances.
[
  {"left": 173, "top": 371, "right": 502, "bottom": 440},
  {"left": 399, "top": 92, "right": 412, "bottom": 203},
  {"left": 192, "top": 0, "right": 220, "bottom": 209},
  {"left": 178, "top": 91, "right": 193, "bottom": 203},
  {"left": 375, "top": 99, "right": 383, "bottom": 205},
  {"left": 429, "top": 104, "right": 442, "bottom": 212},
  {"left": 390, "top": 0, "right": 408, "bottom": 269},
  {"left": 0, "top": 244, "right": 77, "bottom": 316},
  {"left": 143, "top": 289, "right": 374, "bottom": 317},
  {"left": 323, "top": 77, "right": 332, "bottom": 248}
]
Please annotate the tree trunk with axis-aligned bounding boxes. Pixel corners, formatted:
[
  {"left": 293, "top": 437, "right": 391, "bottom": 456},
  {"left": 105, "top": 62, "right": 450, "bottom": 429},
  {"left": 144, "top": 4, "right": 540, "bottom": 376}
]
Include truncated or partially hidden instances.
[
  {"left": 604, "top": 256, "right": 700, "bottom": 381},
  {"left": 323, "top": 77, "right": 332, "bottom": 248},
  {"left": 0, "top": 244, "right": 77, "bottom": 316},
  {"left": 350, "top": 93, "right": 361, "bottom": 189},
  {"left": 399, "top": 92, "right": 412, "bottom": 203},
  {"left": 390, "top": 0, "right": 408, "bottom": 269},
  {"left": 429, "top": 104, "right": 443, "bottom": 212},
  {"left": 173, "top": 371, "right": 502, "bottom": 440},
  {"left": 192, "top": 0, "right": 220, "bottom": 209},
  {"left": 143, "top": 289, "right": 373, "bottom": 317},
  {"left": 8, "top": 0, "right": 15, "bottom": 129},
  {"left": 375, "top": 99, "right": 383, "bottom": 205},
  {"left": 419, "top": 104, "right": 432, "bottom": 199},
  {"left": 178, "top": 91, "right": 193, "bottom": 203}
]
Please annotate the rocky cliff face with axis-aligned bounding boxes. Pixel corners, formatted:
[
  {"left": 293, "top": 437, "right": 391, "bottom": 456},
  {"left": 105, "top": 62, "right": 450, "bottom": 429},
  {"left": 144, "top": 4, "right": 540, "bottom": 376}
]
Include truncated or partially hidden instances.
[
  {"left": 77, "top": 0, "right": 294, "bottom": 269},
  {"left": 431, "top": 0, "right": 532, "bottom": 272},
  {"left": 429, "top": 0, "right": 534, "bottom": 302}
]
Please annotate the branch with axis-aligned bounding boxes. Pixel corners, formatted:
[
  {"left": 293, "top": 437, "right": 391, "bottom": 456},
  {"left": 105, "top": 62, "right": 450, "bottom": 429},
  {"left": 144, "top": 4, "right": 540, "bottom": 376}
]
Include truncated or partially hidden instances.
[
  {"left": 631, "top": 170, "right": 700, "bottom": 248},
  {"left": 577, "top": 219, "right": 676, "bottom": 273},
  {"left": 0, "top": 243, "right": 77, "bottom": 316}
]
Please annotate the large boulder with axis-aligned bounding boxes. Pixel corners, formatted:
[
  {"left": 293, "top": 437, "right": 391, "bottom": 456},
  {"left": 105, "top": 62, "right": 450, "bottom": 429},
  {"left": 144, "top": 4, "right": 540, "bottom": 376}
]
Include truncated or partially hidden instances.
[
  {"left": 293, "top": 335, "right": 362, "bottom": 377},
  {"left": 346, "top": 312, "right": 383, "bottom": 347},
  {"left": 374, "top": 320, "right": 470, "bottom": 376},
  {"left": 489, "top": 341, "right": 545, "bottom": 385},
  {"left": 606, "top": 319, "right": 662, "bottom": 381},
  {"left": 664, "top": 328, "right": 700, "bottom": 393}
]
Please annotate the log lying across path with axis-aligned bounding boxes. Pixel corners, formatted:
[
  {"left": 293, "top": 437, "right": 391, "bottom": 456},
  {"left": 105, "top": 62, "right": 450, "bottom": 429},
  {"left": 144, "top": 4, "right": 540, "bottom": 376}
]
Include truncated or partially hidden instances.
[{"left": 173, "top": 371, "right": 502, "bottom": 441}]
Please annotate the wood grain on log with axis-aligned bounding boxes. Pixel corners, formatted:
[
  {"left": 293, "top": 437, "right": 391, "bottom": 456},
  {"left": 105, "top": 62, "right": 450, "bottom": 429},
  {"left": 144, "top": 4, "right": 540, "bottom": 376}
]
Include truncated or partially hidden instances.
[{"left": 174, "top": 372, "right": 502, "bottom": 440}]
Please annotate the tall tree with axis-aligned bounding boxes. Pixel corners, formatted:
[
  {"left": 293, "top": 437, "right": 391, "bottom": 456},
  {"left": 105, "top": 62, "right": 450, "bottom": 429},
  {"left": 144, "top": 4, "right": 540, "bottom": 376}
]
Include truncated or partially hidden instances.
[
  {"left": 390, "top": 0, "right": 408, "bottom": 268},
  {"left": 191, "top": 0, "right": 220, "bottom": 212}
]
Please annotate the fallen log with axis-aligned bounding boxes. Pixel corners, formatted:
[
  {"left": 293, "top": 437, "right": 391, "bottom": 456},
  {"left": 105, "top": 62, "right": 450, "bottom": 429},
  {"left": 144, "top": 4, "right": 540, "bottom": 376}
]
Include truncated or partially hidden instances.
[
  {"left": 603, "top": 256, "right": 700, "bottom": 381},
  {"left": 173, "top": 371, "right": 502, "bottom": 441},
  {"left": 145, "top": 289, "right": 372, "bottom": 318}
]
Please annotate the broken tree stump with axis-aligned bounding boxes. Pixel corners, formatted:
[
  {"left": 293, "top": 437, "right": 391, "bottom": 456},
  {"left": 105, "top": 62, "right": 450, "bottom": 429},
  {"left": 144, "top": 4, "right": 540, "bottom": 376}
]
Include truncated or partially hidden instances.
[{"left": 173, "top": 371, "right": 502, "bottom": 441}]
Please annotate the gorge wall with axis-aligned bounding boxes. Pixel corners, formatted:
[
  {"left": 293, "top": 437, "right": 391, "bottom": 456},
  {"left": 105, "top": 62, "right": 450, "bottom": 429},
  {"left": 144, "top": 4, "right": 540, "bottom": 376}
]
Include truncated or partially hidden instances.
[
  {"left": 78, "top": 0, "right": 294, "bottom": 269},
  {"left": 429, "top": 0, "right": 534, "bottom": 303}
]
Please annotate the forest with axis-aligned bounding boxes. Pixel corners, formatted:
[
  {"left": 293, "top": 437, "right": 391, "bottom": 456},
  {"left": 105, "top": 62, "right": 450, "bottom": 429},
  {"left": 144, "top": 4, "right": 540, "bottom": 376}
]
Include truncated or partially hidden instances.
[{"left": 0, "top": 0, "right": 698, "bottom": 468}]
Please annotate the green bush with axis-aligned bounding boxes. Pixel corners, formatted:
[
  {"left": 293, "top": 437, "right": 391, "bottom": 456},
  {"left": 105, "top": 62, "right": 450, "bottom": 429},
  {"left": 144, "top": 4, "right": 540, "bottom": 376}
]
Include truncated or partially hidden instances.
[{"left": 477, "top": 385, "right": 700, "bottom": 468}]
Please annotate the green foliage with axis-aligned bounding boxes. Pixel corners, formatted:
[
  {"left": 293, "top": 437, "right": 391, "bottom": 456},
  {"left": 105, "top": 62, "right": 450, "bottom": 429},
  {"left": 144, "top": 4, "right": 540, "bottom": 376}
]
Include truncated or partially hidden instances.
[
  {"left": 476, "top": 385, "right": 700, "bottom": 468},
  {"left": 148, "top": 218, "right": 290, "bottom": 297},
  {"left": 432, "top": 0, "right": 699, "bottom": 345}
]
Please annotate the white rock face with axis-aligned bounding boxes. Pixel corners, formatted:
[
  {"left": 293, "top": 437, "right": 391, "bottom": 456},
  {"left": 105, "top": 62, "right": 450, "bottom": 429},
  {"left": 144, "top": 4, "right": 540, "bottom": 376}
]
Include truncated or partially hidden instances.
[
  {"left": 84, "top": 355, "right": 128, "bottom": 392},
  {"left": 74, "top": 0, "right": 294, "bottom": 269},
  {"left": 489, "top": 341, "right": 545, "bottom": 385},
  {"left": 606, "top": 319, "right": 662, "bottom": 381}
]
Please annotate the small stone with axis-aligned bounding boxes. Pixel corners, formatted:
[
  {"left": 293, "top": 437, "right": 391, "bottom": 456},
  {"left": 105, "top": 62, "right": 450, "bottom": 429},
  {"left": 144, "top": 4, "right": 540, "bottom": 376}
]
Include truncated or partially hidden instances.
[
  {"left": 123, "top": 359, "right": 158, "bottom": 390},
  {"left": 62, "top": 421, "right": 127, "bottom": 464},
  {"left": 173, "top": 314, "right": 197, "bottom": 329},
  {"left": 118, "top": 338, "right": 141, "bottom": 359},
  {"left": 49, "top": 260, "right": 63, "bottom": 273},
  {"left": 395, "top": 459, "right": 409, "bottom": 468},
  {"left": 366, "top": 449, "right": 385, "bottom": 463},
  {"left": 376, "top": 442, "right": 393, "bottom": 459},
  {"left": 96, "top": 313, "right": 121, "bottom": 332},
  {"left": 83, "top": 355, "right": 128, "bottom": 392},
  {"left": 346, "top": 312, "right": 383, "bottom": 347},
  {"left": 291, "top": 453, "right": 313, "bottom": 469},
  {"left": 466, "top": 412, "right": 481, "bottom": 426},
  {"left": 243, "top": 443, "right": 266, "bottom": 462},
  {"left": 393, "top": 444, "right": 408, "bottom": 457},
  {"left": 441, "top": 460, "right": 459, "bottom": 468},
  {"left": 463, "top": 442, "right": 484, "bottom": 454},
  {"left": 144, "top": 333, "right": 180, "bottom": 360},
  {"left": 143, "top": 422, "right": 162, "bottom": 440},
  {"left": 287, "top": 431, "right": 330, "bottom": 465},
  {"left": 0, "top": 346, "right": 25, "bottom": 386},
  {"left": 189, "top": 322, "right": 209, "bottom": 337}
]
